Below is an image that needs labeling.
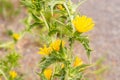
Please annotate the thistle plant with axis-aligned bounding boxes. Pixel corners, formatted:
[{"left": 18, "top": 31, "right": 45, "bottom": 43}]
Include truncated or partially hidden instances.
[
  {"left": 0, "top": 0, "right": 107, "bottom": 80},
  {"left": 0, "top": 52, "right": 23, "bottom": 80},
  {"left": 21, "top": 0, "right": 97, "bottom": 80},
  {"left": 0, "top": 30, "right": 23, "bottom": 80}
]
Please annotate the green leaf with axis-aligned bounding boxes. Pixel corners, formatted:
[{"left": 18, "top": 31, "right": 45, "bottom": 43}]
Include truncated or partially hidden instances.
[
  {"left": 95, "top": 56, "right": 105, "bottom": 66},
  {"left": 40, "top": 50, "right": 66, "bottom": 71},
  {"left": 31, "top": 13, "right": 40, "bottom": 21},
  {"left": 71, "top": 64, "right": 89, "bottom": 74},
  {"left": 27, "top": 22, "right": 43, "bottom": 31},
  {"left": 0, "top": 52, "right": 21, "bottom": 72},
  {"left": 6, "top": 29, "right": 13, "bottom": 36},
  {"left": 48, "top": 29, "right": 60, "bottom": 36},
  {"left": 20, "top": 0, "right": 33, "bottom": 8},
  {"left": 6, "top": 52, "right": 21, "bottom": 67},
  {"left": 93, "top": 66, "right": 108, "bottom": 75},
  {"left": 75, "top": 35, "right": 92, "bottom": 58}
]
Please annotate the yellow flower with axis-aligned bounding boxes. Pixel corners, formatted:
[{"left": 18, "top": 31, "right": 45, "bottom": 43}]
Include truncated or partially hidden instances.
[
  {"left": 12, "top": 33, "right": 20, "bottom": 40},
  {"left": 57, "top": 4, "right": 64, "bottom": 10},
  {"left": 50, "top": 39, "right": 65, "bottom": 51},
  {"left": 72, "top": 15, "right": 95, "bottom": 32},
  {"left": 0, "top": 77, "right": 2, "bottom": 80},
  {"left": 44, "top": 68, "right": 52, "bottom": 80},
  {"left": 73, "top": 57, "right": 83, "bottom": 67},
  {"left": 9, "top": 71, "right": 17, "bottom": 79},
  {"left": 38, "top": 45, "right": 52, "bottom": 55},
  {"left": 61, "top": 64, "right": 65, "bottom": 68}
]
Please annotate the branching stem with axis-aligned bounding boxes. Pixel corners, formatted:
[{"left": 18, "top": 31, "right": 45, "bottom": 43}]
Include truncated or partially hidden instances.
[{"left": 0, "top": 69, "right": 8, "bottom": 80}]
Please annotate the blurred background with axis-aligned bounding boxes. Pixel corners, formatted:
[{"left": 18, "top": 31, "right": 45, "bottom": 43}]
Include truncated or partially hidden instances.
[{"left": 0, "top": 0, "right": 120, "bottom": 80}]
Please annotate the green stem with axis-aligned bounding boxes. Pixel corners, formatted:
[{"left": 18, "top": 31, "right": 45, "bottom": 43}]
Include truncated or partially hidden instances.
[
  {"left": 89, "top": 55, "right": 92, "bottom": 64},
  {"left": 65, "top": 70, "right": 68, "bottom": 80},
  {"left": 63, "top": 3, "right": 72, "bottom": 21},
  {"left": 0, "top": 69, "right": 8, "bottom": 80},
  {"left": 64, "top": 63, "right": 69, "bottom": 80},
  {"left": 63, "top": 3, "right": 75, "bottom": 33},
  {"left": 69, "top": 33, "right": 75, "bottom": 61},
  {"left": 0, "top": 41, "right": 14, "bottom": 48},
  {"left": 40, "top": 12, "right": 49, "bottom": 29},
  {"left": 55, "top": 19, "right": 65, "bottom": 25},
  {"left": 78, "top": 0, "right": 87, "bottom": 7},
  {"left": 60, "top": 28, "right": 63, "bottom": 39}
]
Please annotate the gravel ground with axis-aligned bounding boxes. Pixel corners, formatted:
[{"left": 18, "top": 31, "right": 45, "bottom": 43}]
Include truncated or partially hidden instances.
[
  {"left": 0, "top": 0, "right": 120, "bottom": 80},
  {"left": 78, "top": 0, "right": 120, "bottom": 80}
]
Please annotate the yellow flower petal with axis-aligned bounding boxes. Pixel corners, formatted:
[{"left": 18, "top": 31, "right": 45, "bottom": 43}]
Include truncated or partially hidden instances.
[
  {"left": 50, "top": 39, "right": 65, "bottom": 51},
  {"left": 44, "top": 68, "right": 52, "bottom": 80},
  {"left": 9, "top": 71, "right": 17, "bottom": 79},
  {"left": 72, "top": 15, "right": 95, "bottom": 32},
  {"left": 38, "top": 45, "right": 52, "bottom": 55},
  {"left": 73, "top": 57, "right": 83, "bottom": 67},
  {"left": 12, "top": 33, "right": 20, "bottom": 40}
]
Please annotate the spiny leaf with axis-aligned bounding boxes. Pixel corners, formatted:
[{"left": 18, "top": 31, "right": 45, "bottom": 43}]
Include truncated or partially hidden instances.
[{"left": 93, "top": 66, "right": 108, "bottom": 75}]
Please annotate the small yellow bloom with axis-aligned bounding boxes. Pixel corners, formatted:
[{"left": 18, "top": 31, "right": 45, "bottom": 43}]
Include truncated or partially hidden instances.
[
  {"left": 44, "top": 68, "right": 52, "bottom": 80},
  {"left": 57, "top": 4, "right": 64, "bottom": 10},
  {"left": 12, "top": 33, "right": 20, "bottom": 40},
  {"left": 61, "top": 64, "right": 65, "bottom": 68},
  {"left": 38, "top": 45, "right": 52, "bottom": 55},
  {"left": 50, "top": 39, "right": 65, "bottom": 51},
  {"left": 73, "top": 57, "right": 83, "bottom": 67},
  {"left": 9, "top": 71, "right": 17, "bottom": 79},
  {"left": 72, "top": 15, "right": 95, "bottom": 32}
]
